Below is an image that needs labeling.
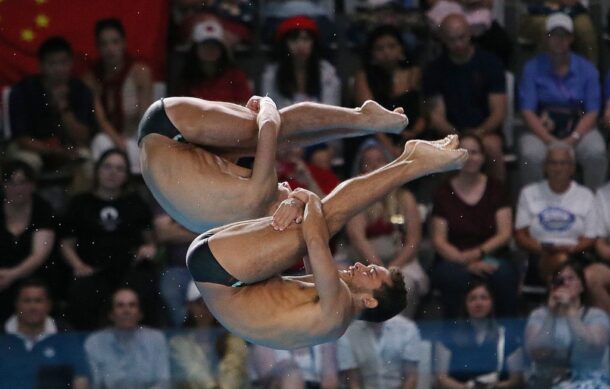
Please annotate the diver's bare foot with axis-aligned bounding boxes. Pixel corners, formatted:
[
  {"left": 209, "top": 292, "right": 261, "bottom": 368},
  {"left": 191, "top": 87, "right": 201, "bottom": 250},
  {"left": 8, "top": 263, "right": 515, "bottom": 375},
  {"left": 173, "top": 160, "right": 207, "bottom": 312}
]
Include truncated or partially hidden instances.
[
  {"left": 357, "top": 100, "right": 409, "bottom": 134},
  {"left": 401, "top": 135, "right": 468, "bottom": 175}
]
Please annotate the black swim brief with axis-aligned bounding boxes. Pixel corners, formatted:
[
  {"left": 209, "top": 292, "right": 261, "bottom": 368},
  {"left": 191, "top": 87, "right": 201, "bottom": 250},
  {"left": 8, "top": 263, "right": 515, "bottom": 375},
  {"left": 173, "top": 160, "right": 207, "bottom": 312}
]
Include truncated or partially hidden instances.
[
  {"left": 137, "top": 98, "right": 184, "bottom": 145},
  {"left": 186, "top": 232, "right": 245, "bottom": 288}
]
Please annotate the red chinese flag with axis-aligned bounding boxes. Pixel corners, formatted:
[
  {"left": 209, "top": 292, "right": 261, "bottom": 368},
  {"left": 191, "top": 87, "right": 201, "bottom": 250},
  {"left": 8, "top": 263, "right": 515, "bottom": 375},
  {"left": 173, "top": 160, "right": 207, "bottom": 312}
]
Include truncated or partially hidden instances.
[{"left": 0, "top": 0, "right": 168, "bottom": 87}]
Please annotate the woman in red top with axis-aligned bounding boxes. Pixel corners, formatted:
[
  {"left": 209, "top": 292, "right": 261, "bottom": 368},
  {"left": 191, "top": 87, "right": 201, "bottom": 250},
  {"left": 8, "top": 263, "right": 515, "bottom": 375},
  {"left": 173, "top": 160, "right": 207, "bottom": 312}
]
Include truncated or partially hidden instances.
[{"left": 176, "top": 19, "right": 252, "bottom": 104}]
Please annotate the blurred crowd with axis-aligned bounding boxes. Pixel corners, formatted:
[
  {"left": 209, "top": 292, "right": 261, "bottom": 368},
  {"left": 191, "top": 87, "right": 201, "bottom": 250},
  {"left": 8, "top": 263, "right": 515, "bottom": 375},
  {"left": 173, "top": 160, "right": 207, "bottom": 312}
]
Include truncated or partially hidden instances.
[{"left": 2, "top": 0, "right": 610, "bottom": 388}]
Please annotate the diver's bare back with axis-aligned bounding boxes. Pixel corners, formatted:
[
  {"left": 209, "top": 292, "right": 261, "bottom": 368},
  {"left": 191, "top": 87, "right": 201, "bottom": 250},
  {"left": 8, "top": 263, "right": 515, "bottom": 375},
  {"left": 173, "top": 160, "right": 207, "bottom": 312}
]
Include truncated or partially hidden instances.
[{"left": 198, "top": 276, "right": 350, "bottom": 349}]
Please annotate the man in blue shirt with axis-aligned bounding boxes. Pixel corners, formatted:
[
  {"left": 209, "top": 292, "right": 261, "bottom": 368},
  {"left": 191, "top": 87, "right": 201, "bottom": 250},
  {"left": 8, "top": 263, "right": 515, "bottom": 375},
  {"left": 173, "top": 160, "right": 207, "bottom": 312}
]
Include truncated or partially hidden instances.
[
  {"left": 0, "top": 279, "right": 89, "bottom": 389},
  {"left": 423, "top": 14, "right": 507, "bottom": 181},
  {"left": 518, "top": 12, "right": 605, "bottom": 190}
]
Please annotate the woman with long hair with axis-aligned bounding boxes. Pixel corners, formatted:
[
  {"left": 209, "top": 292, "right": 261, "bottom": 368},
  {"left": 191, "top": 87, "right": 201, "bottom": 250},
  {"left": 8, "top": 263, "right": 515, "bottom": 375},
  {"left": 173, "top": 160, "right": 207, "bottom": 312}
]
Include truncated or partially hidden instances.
[
  {"left": 261, "top": 15, "right": 340, "bottom": 109},
  {"left": 435, "top": 280, "right": 524, "bottom": 388},
  {"left": 525, "top": 260, "right": 610, "bottom": 388}
]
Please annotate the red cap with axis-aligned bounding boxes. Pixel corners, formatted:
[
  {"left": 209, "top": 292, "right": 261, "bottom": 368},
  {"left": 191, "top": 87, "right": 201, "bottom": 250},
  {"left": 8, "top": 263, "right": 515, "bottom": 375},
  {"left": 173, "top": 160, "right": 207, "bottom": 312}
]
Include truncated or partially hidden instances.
[{"left": 275, "top": 15, "right": 319, "bottom": 42}]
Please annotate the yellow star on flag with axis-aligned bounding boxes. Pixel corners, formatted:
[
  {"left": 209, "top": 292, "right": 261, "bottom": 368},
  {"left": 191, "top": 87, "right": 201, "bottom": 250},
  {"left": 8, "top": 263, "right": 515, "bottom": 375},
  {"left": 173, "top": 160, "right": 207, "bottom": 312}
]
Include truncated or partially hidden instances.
[
  {"left": 21, "top": 29, "right": 35, "bottom": 42},
  {"left": 35, "top": 14, "right": 49, "bottom": 28}
]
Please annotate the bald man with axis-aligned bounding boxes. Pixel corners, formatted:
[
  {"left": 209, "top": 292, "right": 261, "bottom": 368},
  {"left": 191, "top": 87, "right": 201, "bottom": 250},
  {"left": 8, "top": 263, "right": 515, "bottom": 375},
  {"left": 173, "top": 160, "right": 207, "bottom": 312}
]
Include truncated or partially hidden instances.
[{"left": 423, "top": 13, "right": 507, "bottom": 181}]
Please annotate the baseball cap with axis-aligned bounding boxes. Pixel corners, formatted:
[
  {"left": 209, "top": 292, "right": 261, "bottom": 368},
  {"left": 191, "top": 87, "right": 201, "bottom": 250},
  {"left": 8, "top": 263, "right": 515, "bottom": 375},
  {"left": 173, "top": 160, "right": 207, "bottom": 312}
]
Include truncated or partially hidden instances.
[
  {"left": 546, "top": 13, "right": 573, "bottom": 34},
  {"left": 275, "top": 15, "right": 319, "bottom": 42},
  {"left": 192, "top": 19, "right": 225, "bottom": 44},
  {"left": 186, "top": 281, "right": 202, "bottom": 302}
]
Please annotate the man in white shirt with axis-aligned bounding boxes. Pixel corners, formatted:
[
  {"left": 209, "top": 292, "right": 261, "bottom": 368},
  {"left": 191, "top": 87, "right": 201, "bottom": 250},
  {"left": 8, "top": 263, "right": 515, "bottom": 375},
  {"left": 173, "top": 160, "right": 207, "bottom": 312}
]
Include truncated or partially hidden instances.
[{"left": 337, "top": 315, "right": 421, "bottom": 389}]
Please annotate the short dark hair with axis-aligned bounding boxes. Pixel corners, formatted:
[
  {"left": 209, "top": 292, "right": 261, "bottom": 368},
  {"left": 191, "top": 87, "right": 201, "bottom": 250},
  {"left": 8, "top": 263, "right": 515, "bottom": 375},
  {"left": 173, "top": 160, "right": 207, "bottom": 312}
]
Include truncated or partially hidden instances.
[
  {"left": 95, "top": 18, "right": 126, "bottom": 41},
  {"left": 37, "top": 36, "right": 73, "bottom": 61},
  {"left": 359, "top": 267, "right": 407, "bottom": 322},
  {"left": 2, "top": 159, "right": 36, "bottom": 182},
  {"left": 16, "top": 278, "right": 51, "bottom": 301},
  {"left": 93, "top": 148, "right": 131, "bottom": 191}
]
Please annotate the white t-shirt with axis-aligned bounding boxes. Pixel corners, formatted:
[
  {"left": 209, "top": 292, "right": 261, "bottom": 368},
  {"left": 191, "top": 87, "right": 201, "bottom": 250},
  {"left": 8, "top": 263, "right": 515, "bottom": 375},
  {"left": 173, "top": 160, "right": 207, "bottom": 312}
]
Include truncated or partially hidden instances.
[
  {"left": 595, "top": 183, "right": 610, "bottom": 236},
  {"left": 337, "top": 316, "right": 421, "bottom": 389},
  {"left": 515, "top": 181, "right": 599, "bottom": 245}
]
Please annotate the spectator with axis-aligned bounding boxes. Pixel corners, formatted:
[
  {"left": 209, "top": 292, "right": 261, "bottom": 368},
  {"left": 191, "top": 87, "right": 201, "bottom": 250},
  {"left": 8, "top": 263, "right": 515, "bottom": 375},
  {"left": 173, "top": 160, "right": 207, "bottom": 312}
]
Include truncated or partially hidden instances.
[
  {"left": 423, "top": 14, "right": 507, "bottom": 181},
  {"left": 169, "top": 281, "right": 249, "bottom": 388},
  {"left": 277, "top": 144, "right": 326, "bottom": 197},
  {"left": 8, "top": 36, "right": 95, "bottom": 185},
  {"left": 353, "top": 25, "right": 425, "bottom": 156},
  {"left": 261, "top": 15, "right": 340, "bottom": 109},
  {"left": 0, "top": 161, "right": 55, "bottom": 323},
  {"left": 518, "top": 13, "right": 606, "bottom": 190},
  {"left": 273, "top": 344, "right": 339, "bottom": 389},
  {"left": 431, "top": 134, "right": 517, "bottom": 318},
  {"left": 515, "top": 143, "right": 598, "bottom": 284},
  {"left": 154, "top": 209, "right": 198, "bottom": 327},
  {"left": 303, "top": 143, "right": 341, "bottom": 195},
  {"left": 337, "top": 315, "right": 421, "bottom": 389},
  {"left": 175, "top": 18, "right": 252, "bottom": 104},
  {"left": 435, "top": 280, "right": 523, "bottom": 388},
  {"left": 346, "top": 140, "right": 428, "bottom": 317},
  {"left": 85, "top": 287, "right": 170, "bottom": 389},
  {"left": 60, "top": 149, "right": 156, "bottom": 330},
  {"left": 519, "top": 1, "right": 599, "bottom": 65},
  {"left": 249, "top": 345, "right": 307, "bottom": 388},
  {"left": 586, "top": 182, "right": 610, "bottom": 314},
  {"left": 0, "top": 279, "right": 89, "bottom": 389},
  {"left": 83, "top": 18, "right": 153, "bottom": 175},
  {"left": 525, "top": 260, "right": 610, "bottom": 388},
  {"left": 603, "top": 69, "right": 610, "bottom": 128}
]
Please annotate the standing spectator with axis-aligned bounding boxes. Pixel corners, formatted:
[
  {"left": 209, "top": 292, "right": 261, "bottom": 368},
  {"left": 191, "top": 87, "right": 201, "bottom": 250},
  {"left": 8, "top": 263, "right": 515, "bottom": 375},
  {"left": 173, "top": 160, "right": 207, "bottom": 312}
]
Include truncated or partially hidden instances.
[
  {"left": 154, "top": 209, "right": 198, "bottom": 327},
  {"left": 337, "top": 315, "right": 421, "bottom": 389},
  {"left": 0, "top": 160, "right": 55, "bottom": 323},
  {"left": 60, "top": 149, "right": 156, "bottom": 330},
  {"left": 83, "top": 18, "right": 153, "bottom": 175},
  {"left": 515, "top": 143, "right": 599, "bottom": 284},
  {"left": 518, "top": 13, "right": 605, "bottom": 190},
  {"left": 8, "top": 36, "right": 96, "bottom": 182},
  {"left": 175, "top": 19, "right": 252, "bottom": 104},
  {"left": 0, "top": 279, "right": 89, "bottom": 389},
  {"left": 515, "top": 143, "right": 598, "bottom": 284},
  {"left": 423, "top": 14, "right": 507, "bottom": 181},
  {"left": 353, "top": 25, "right": 425, "bottom": 156},
  {"left": 346, "top": 140, "right": 428, "bottom": 317},
  {"left": 435, "top": 280, "right": 523, "bottom": 388},
  {"left": 431, "top": 134, "right": 517, "bottom": 318},
  {"left": 85, "top": 287, "right": 169, "bottom": 389},
  {"left": 586, "top": 182, "right": 610, "bottom": 314},
  {"left": 261, "top": 15, "right": 340, "bottom": 109},
  {"left": 525, "top": 261, "right": 610, "bottom": 388},
  {"left": 169, "top": 282, "right": 249, "bottom": 389}
]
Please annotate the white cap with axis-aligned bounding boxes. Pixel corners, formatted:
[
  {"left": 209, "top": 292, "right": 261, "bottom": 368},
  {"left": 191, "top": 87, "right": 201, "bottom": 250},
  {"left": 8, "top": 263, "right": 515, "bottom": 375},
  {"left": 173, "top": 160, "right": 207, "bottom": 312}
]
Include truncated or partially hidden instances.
[
  {"left": 186, "top": 281, "right": 202, "bottom": 302},
  {"left": 192, "top": 19, "right": 225, "bottom": 44},
  {"left": 546, "top": 13, "right": 573, "bottom": 33}
]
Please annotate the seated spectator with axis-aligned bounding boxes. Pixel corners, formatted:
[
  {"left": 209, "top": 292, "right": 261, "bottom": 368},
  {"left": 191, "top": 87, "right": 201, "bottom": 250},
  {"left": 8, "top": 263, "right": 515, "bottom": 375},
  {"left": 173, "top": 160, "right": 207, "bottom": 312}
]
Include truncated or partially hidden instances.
[
  {"left": 169, "top": 281, "right": 249, "bottom": 388},
  {"left": 60, "top": 149, "right": 157, "bottom": 330},
  {"left": 277, "top": 144, "right": 326, "bottom": 197},
  {"left": 174, "top": 19, "right": 252, "bottom": 104},
  {"left": 431, "top": 134, "right": 517, "bottom": 318},
  {"left": 261, "top": 1, "right": 336, "bottom": 46},
  {"left": 8, "top": 36, "right": 96, "bottom": 186},
  {"left": 525, "top": 260, "right": 610, "bottom": 388},
  {"left": 0, "top": 279, "right": 89, "bottom": 389},
  {"left": 518, "top": 13, "right": 605, "bottom": 190},
  {"left": 423, "top": 14, "right": 507, "bottom": 181},
  {"left": 426, "top": 0, "right": 513, "bottom": 68},
  {"left": 85, "top": 287, "right": 169, "bottom": 388},
  {"left": 353, "top": 25, "right": 425, "bottom": 157},
  {"left": 603, "top": 69, "right": 610, "bottom": 128},
  {"left": 435, "top": 280, "right": 523, "bottom": 388},
  {"left": 83, "top": 18, "right": 153, "bottom": 175},
  {"left": 261, "top": 15, "right": 340, "bottom": 109},
  {"left": 154, "top": 209, "right": 198, "bottom": 327},
  {"left": 515, "top": 143, "right": 598, "bottom": 284},
  {"left": 303, "top": 143, "right": 341, "bottom": 195},
  {"left": 273, "top": 344, "right": 339, "bottom": 389},
  {"left": 346, "top": 140, "right": 428, "bottom": 317},
  {"left": 249, "top": 344, "right": 308, "bottom": 388},
  {"left": 0, "top": 161, "right": 55, "bottom": 323},
  {"left": 586, "top": 182, "right": 610, "bottom": 314},
  {"left": 519, "top": 1, "right": 599, "bottom": 65},
  {"left": 337, "top": 314, "right": 421, "bottom": 389}
]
